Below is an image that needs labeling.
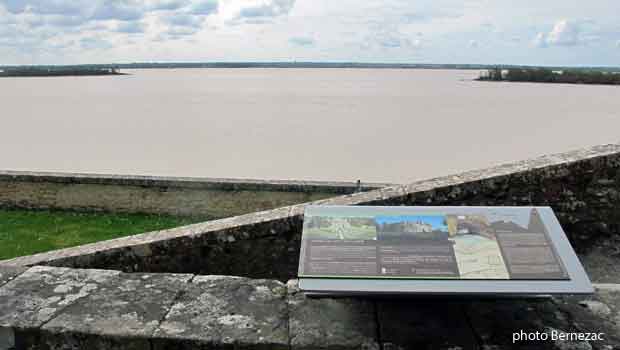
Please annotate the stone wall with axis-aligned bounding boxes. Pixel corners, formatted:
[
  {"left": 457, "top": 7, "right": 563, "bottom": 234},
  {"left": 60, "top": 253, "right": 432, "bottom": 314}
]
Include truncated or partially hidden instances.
[
  {"left": 2, "top": 144, "right": 619, "bottom": 282},
  {"left": 1, "top": 265, "right": 619, "bottom": 350},
  {"left": 0, "top": 171, "right": 389, "bottom": 218}
]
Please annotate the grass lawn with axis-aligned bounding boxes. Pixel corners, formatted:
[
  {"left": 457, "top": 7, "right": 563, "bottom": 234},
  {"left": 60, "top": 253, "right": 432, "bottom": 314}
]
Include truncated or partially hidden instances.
[{"left": 0, "top": 208, "right": 206, "bottom": 260}]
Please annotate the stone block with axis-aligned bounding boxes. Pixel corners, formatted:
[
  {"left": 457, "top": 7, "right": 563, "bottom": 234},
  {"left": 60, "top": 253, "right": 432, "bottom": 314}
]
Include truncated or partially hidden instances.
[
  {"left": 37, "top": 273, "right": 193, "bottom": 350},
  {"left": 152, "top": 275, "right": 289, "bottom": 350},
  {"left": 287, "top": 280, "right": 379, "bottom": 350},
  {"left": 0, "top": 266, "right": 119, "bottom": 329},
  {"left": 376, "top": 299, "right": 476, "bottom": 350},
  {"left": 463, "top": 293, "right": 620, "bottom": 350}
]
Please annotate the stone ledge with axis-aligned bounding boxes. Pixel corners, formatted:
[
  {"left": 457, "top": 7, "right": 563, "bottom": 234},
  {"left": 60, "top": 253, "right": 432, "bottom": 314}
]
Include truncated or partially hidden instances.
[
  {"left": 0, "top": 266, "right": 120, "bottom": 330},
  {"left": 2, "top": 266, "right": 620, "bottom": 350},
  {"left": 0, "top": 170, "right": 392, "bottom": 193},
  {"left": 152, "top": 275, "right": 289, "bottom": 349},
  {"left": 287, "top": 280, "right": 379, "bottom": 350}
]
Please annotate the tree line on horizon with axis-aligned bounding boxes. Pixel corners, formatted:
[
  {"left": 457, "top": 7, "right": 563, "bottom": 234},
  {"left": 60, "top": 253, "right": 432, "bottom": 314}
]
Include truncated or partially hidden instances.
[{"left": 479, "top": 67, "right": 620, "bottom": 85}]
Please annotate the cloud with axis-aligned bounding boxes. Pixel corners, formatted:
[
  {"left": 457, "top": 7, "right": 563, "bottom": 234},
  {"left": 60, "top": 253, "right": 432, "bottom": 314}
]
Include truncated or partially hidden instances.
[
  {"left": 547, "top": 19, "right": 579, "bottom": 46},
  {"left": 92, "top": 2, "right": 143, "bottom": 21},
  {"left": 163, "top": 13, "right": 203, "bottom": 27},
  {"left": 147, "top": 0, "right": 189, "bottom": 11},
  {"left": 372, "top": 31, "right": 417, "bottom": 49},
  {"left": 79, "top": 36, "right": 112, "bottom": 49},
  {"left": 533, "top": 32, "right": 547, "bottom": 48},
  {"left": 468, "top": 39, "right": 478, "bottom": 48},
  {"left": 534, "top": 19, "right": 583, "bottom": 48},
  {"left": 289, "top": 36, "right": 314, "bottom": 46},
  {"left": 219, "top": 0, "right": 295, "bottom": 23},
  {"left": 378, "top": 35, "right": 404, "bottom": 48},
  {"left": 116, "top": 20, "right": 145, "bottom": 33},
  {"left": 165, "top": 26, "right": 199, "bottom": 36},
  {"left": 238, "top": 0, "right": 293, "bottom": 18},
  {"left": 2, "top": 0, "right": 90, "bottom": 16},
  {"left": 188, "top": 0, "right": 217, "bottom": 15},
  {"left": 1, "top": 1, "right": 144, "bottom": 23}
]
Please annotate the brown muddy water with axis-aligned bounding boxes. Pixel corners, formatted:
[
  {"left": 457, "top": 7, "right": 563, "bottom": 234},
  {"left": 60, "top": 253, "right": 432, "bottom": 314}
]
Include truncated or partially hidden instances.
[{"left": 1, "top": 68, "right": 618, "bottom": 183}]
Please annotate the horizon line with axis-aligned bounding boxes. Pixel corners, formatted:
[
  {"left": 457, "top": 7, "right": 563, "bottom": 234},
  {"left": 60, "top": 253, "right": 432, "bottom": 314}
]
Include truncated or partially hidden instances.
[{"left": 2, "top": 61, "right": 620, "bottom": 69}]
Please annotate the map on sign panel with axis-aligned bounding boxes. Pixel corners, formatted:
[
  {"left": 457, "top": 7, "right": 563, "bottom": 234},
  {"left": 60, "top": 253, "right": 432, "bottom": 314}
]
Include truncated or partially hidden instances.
[{"left": 299, "top": 207, "right": 568, "bottom": 280}]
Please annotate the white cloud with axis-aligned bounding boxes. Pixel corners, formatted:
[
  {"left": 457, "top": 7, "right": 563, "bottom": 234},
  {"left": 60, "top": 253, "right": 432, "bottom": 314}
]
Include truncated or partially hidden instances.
[
  {"left": 2, "top": 0, "right": 91, "bottom": 16},
  {"left": 1, "top": 0, "right": 620, "bottom": 65},
  {"left": 534, "top": 19, "right": 584, "bottom": 47},
  {"left": 533, "top": 32, "right": 547, "bottom": 48},
  {"left": 547, "top": 19, "right": 579, "bottom": 46},
  {"left": 188, "top": 0, "right": 217, "bottom": 15},
  {"left": 147, "top": 0, "right": 189, "bottom": 11},
  {"left": 116, "top": 20, "right": 145, "bottom": 33},
  {"left": 218, "top": 0, "right": 295, "bottom": 23}
]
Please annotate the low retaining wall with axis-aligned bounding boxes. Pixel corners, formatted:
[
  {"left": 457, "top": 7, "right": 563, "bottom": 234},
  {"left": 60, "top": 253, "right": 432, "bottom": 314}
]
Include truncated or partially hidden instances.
[
  {"left": 1, "top": 265, "right": 619, "bottom": 349},
  {"left": 0, "top": 171, "right": 390, "bottom": 218},
  {"left": 2, "top": 144, "right": 619, "bottom": 282}
]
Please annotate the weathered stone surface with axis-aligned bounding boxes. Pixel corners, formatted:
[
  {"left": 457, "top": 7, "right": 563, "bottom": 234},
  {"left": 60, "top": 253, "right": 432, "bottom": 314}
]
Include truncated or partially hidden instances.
[
  {"left": 287, "top": 280, "right": 379, "bottom": 350},
  {"left": 35, "top": 273, "right": 194, "bottom": 350},
  {"left": 0, "top": 326, "right": 15, "bottom": 350},
  {"left": 0, "top": 266, "right": 119, "bottom": 329},
  {"left": 377, "top": 299, "right": 476, "bottom": 350},
  {"left": 152, "top": 275, "right": 288, "bottom": 350},
  {"left": 0, "top": 265, "right": 27, "bottom": 287},
  {"left": 553, "top": 287, "right": 620, "bottom": 349},
  {"left": 464, "top": 290, "right": 620, "bottom": 350},
  {"left": 465, "top": 298, "right": 573, "bottom": 349},
  {"left": 578, "top": 236, "right": 620, "bottom": 284}
]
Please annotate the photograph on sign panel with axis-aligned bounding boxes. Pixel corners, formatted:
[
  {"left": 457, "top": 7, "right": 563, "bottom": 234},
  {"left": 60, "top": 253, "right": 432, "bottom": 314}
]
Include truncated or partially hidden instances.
[{"left": 303, "top": 215, "right": 377, "bottom": 240}]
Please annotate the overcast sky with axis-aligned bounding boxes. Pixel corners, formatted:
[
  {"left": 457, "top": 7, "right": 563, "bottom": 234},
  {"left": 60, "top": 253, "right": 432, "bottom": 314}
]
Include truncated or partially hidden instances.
[{"left": 1, "top": 0, "right": 619, "bottom": 66}]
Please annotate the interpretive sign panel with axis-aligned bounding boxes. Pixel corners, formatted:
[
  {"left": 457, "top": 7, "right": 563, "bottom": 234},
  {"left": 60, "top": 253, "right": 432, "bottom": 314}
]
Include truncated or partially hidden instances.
[{"left": 298, "top": 206, "right": 593, "bottom": 296}]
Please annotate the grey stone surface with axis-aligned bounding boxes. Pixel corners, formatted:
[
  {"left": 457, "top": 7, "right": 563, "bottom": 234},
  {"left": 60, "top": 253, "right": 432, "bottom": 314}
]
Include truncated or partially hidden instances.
[
  {"left": 287, "top": 280, "right": 379, "bottom": 350},
  {"left": 0, "top": 326, "right": 15, "bottom": 350},
  {"left": 152, "top": 275, "right": 289, "bottom": 350},
  {"left": 554, "top": 288, "right": 620, "bottom": 349},
  {"left": 377, "top": 299, "right": 476, "bottom": 350},
  {"left": 36, "top": 273, "right": 194, "bottom": 350},
  {"left": 578, "top": 236, "right": 620, "bottom": 284},
  {"left": 1, "top": 271, "right": 620, "bottom": 349},
  {"left": 0, "top": 265, "right": 27, "bottom": 287},
  {"left": 0, "top": 266, "right": 119, "bottom": 329},
  {"left": 464, "top": 291, "right": 620, "bottom": 350}
]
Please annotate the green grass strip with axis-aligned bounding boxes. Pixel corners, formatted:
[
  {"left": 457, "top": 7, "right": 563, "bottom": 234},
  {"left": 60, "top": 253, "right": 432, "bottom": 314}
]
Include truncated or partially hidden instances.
[{"left": 0, "top": 208, "right": 207, "bottom": 260}]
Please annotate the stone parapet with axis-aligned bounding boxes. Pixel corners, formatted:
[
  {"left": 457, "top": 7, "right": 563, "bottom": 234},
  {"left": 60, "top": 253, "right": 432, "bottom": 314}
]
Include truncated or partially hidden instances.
[{"left": 1, "top": 265, "right": 619, "bottom": 350}]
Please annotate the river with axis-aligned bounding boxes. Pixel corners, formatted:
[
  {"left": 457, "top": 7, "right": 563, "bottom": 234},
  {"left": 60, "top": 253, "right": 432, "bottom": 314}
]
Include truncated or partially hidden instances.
[{"left": 1, "top": 68, "right": 618, "bottom": 183}]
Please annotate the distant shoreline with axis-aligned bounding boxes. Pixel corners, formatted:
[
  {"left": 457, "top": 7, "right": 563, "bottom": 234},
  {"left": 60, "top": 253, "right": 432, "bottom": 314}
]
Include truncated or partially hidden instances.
[
  {"left": 477, "top": 68, "right": 620, "bottom": 86},
  {"left": 2, "top": 62, "right": 620, "bottom": 73},
  {"left": 0, "top": 67, "right": 128, "bottom": 78}
]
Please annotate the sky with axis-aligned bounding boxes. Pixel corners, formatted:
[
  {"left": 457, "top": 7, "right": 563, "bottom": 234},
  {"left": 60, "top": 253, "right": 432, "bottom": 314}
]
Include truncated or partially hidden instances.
[
  {"left": 0, "top": 0, "right": 619, "bottom": 66},
  {"left": 375, "top": 216, "right": 447, "bottom": 231}
]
